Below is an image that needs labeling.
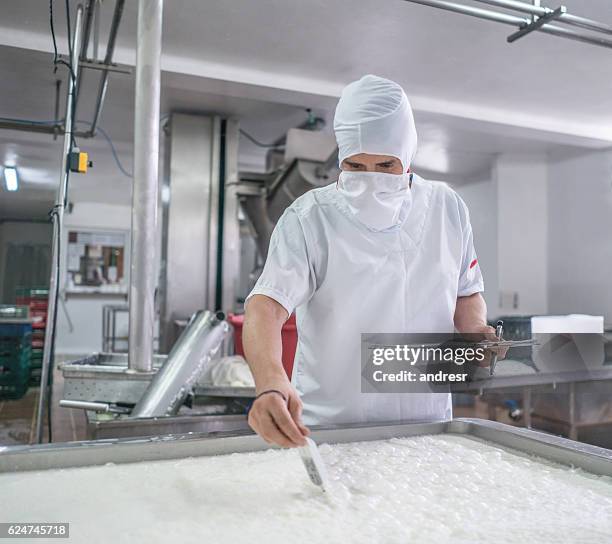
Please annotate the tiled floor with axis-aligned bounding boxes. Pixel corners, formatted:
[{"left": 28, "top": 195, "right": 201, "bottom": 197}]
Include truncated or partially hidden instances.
[{"left": 0, "top": 387, "right": 43, "bottom": 445}]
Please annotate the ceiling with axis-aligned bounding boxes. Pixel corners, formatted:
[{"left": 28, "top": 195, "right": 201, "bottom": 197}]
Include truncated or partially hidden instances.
[{"left": 1, "top": 0, "right": 611, "bottom": 219}]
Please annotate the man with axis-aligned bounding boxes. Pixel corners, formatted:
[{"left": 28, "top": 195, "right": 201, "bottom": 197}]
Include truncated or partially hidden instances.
[{"left": 243, "top": 74, "right": 497, "bottom": 448}]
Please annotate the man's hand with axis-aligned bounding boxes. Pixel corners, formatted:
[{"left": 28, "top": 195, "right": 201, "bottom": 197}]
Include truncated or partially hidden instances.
[
  {"left": 454, "top": 294, "right": 507, "bottom": 367},
  {"left": 243, "top": 295, "right": 309, "bottom": 448},
  {"left": 465, "top": 325, "right": 508, "bottom": 367},
  {"left": 248, "top": 376, "right": 310, "bottom": 448}
]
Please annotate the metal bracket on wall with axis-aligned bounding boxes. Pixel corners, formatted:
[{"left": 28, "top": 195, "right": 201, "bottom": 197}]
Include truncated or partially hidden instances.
[
  {"left": 507, "top": 5, "right": 566, "bottom": 43},
  {"left": 78, "top": 59, "right": 132, "bottom": 75}
]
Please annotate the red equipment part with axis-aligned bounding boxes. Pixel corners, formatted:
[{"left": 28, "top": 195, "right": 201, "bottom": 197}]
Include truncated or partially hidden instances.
[{"left": 228, "top": 313, "right": 297, "bottom": 378}]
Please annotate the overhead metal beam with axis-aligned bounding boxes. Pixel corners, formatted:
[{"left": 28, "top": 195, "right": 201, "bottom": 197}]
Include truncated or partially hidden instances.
[
  {"left": 88, "top": 0, "right": 126, "bottom": 137},
  {"left": 78, "top": 0, "right": 96, "bottom": 62},
  {"left": 73, "top": 0, "right": 95, "bottom": 112},
  {"left": 0, "top": 119, "right": 61, "bottom": 135},
  {"left": 78, "top": 59, "right": 132, "bottom": 74}
]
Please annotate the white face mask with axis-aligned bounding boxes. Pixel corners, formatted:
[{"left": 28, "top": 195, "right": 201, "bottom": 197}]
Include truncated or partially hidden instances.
[{"left": 337, "top": 171, "right": 412, "bottom": 232}]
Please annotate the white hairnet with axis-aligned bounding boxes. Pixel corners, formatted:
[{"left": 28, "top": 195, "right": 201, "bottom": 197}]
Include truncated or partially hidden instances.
[{"left": 333, "top": 74, "right": 418, "bottom": 171}]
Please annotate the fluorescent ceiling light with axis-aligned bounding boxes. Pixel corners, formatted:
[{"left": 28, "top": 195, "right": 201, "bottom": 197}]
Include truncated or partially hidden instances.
[{"left": 4, "top": 166, "right": 18, "bottom": 192}]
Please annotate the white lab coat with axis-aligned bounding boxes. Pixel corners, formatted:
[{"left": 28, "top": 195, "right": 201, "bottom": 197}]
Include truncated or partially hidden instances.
[{"left": 247, "top": 174, "right": 484, "bottom": 426}]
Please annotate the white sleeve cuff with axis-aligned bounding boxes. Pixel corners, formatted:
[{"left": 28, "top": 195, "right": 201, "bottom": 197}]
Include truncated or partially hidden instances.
[
  {"left": 457, "top": 281, "right": 485, "bottom": 298},
  {"left": 245, "top": 285, "right": 295, "bottom": 316}
]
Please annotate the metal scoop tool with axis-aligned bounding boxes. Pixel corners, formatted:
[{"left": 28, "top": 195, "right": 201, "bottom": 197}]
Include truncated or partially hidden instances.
[{"left": 298, "top": 437, "right": 329, "bottom": 492}]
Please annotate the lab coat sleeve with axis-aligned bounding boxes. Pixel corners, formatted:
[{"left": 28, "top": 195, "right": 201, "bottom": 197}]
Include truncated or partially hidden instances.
[
  {"left": 456, "top": 195, "right": 485, "bottom": 297},
  {"left": 246, "top": 208, "right": 316, "bottom": 315}
]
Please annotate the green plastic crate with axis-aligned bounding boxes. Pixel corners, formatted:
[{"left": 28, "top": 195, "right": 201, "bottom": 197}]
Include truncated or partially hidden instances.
[
  {"left": 0, "top": 305, "right": 29, "bottom": 320},
  {"left": 0, "top": 355, "right": 31, "bottom": 400},
  {"left": 15, "top": 287, "right": 49, "bottom": 300},
  {"left": 0, "top": 339, "right": 32, "bottom": 360}
]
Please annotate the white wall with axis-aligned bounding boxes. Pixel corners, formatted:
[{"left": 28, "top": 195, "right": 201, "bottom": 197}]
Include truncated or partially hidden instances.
[
  {"left": 456, "top": 153, "right": 549, "bottom": 319},
  {"left": 456, "top": 179, "right": 498, "bottom": 316},
  {"left": 55, "top": 202, "right": 132, "bottom": 355},
  {"left": 458, "top": 149, "right": 612, "bottom": 325},
  {"left": 548, "top": 148, "right": 612, "bottom": 323},
  {"left": 495, "top": 153, "right": 548, "bottom": 316}
]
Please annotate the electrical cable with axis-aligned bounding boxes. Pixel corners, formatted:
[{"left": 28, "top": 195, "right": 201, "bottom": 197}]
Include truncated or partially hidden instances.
[
  {"left": 46, "top": 205, "right": 62, "bottom": 444},
  {"left": 49, "top": 0, "right": 75, "bottom": 82},
  {"left": 64, "top": 0, "right": 73, "bottom": 69},
  {"left": 80, "top": 122, "right": 133, "bottom": 178},
  {"left": 239, "top": 128, "right": 285, "bottom": 149},
  {"left": 0, "top": 116, "right": 133, "bottom": 178}
]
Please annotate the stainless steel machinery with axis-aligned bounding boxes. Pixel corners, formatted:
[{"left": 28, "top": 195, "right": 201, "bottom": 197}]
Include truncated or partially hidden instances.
[
  {"left": 57, "top": 116, "right": 339, "bottom": 441},
  {"left": 453, "top": 329, "right": 612, "bottom": 448},
  {"left": 237, "top": 128, "right": 338, "bottom": 277},
  {"left": 60, "top": 311, "right": 254, "bottom": 439}
]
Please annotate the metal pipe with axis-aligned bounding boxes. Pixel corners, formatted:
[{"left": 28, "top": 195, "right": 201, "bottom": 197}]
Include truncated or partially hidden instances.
[
  {"left": 60, "top": 400, "right": 111, "bottom": 412},
  {"left": 473, "top": 0, "right": 557, "bottom": 16},
  {"left": 405, "top": 0, "right": 526, "bottom": 25},
  {"left": 472, "top": 0, "right": 612, "bottom": 36},
  {"left": 240, "top": 192, "right": 275, "bottom": 261},
  {"left": 0, "top": 119, "right": 61, "bottom": 135},
  {"left": 74, "top": 0, "right": 95, "bottom": 110},
  {"left": 35, "top": 4, "right": 84, "bottom": 444},
  {"left": 560, "top": 13, "right": 612, "bottom": 37},
  {"left": 537, "top": 22, "right": 612, "bottom": 49},
  {"left": 131, "top": 311, "right": 229, "bottom": 418},
  {"left": 128, "top": 0, "right": 163, "bottom": 373},
  {"left": 404, "top": 0, "right": 612, "bottom": 49},
  {"left": 59, "top": 399, "right": 131, "bottom": 414},
  {"left": 88, "top": 0, "right": 126, "bottom": 136},
  {"left": 79, "top": 0, "right": 96, "bottom": 61},
  {"left": 53, "top": 80, "right": 61, "bottom": 141},
  {"left": 93, "top": 0, "right": 101, "bottom": 59}
]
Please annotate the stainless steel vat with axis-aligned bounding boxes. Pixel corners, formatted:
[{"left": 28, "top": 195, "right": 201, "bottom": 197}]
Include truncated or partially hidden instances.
[{"left": 1, "top": 419, "right": 610, "bottom": 477}]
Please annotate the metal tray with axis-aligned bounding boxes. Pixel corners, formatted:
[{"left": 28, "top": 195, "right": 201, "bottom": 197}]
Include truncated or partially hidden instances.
[
  {"left": 86, "top": 412, "right": 251, "bottom": 440},
  {"left": 1, "top": 418, "right": 611, "bottom": 477},
  {"left": 60, "top": 353, "right": 163, "bottom": 404}
]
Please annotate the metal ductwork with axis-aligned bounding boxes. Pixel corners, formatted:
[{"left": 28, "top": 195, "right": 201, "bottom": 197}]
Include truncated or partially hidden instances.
[
  {"left": 239, "top": 128, "right": 339, "bottom": 262},
  {"left": 131, "top": 311, "right": 229, "bottom": 418}
]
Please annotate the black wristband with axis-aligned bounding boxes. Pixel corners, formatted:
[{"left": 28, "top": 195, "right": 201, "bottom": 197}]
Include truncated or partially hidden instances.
[{"left": 254, "top": 389, "right": 287, "bottom": 403}]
